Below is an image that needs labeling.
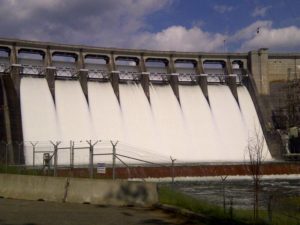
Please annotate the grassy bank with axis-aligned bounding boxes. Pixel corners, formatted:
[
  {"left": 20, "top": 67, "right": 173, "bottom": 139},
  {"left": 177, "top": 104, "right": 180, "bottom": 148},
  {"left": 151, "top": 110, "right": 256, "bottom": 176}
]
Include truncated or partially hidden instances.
[
  {"left": 0, "top": 164, "right": 42, "bottom": 176},
  {"left": 158, "top": 186, "right": 300, "bottom": 225}
]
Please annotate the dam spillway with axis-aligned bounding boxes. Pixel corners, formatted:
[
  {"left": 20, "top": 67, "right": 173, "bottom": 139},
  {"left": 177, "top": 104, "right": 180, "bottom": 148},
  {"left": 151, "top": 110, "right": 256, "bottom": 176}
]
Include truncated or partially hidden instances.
[
  {"left": 0, "top": 38, "right": 283, "bottom": 166},
  {"left": 19, "top": 76, "right": 269, "bottom": 165}
]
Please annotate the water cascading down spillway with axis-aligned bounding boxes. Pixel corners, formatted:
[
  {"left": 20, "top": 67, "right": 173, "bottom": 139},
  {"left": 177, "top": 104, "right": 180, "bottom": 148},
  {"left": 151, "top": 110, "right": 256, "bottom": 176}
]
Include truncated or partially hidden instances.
[{"left": 20, "top": 76, "right": 270, "bottom": 165}]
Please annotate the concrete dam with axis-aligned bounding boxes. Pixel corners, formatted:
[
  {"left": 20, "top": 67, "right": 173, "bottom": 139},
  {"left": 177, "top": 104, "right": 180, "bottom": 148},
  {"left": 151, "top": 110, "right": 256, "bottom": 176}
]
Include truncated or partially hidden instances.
[{"left": 0, "top": 38, "right": 298, "bottom": 166}]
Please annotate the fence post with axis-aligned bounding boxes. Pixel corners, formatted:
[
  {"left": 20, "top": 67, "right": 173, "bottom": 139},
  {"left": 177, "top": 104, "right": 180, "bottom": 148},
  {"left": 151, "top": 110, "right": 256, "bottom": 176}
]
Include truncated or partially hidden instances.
[
  {"left": 30, "top": 142, "right": 38, "bottom": 168},
  {"left": 170, "top": 156, "right": 176, "bottom": 186},
  {"left": 17, "top": 141, "right": 22, "bottom": 164},
  {"left": 268, "top": 195, "right": 273, "bottom": 224},
  {"left": 110, "top": 141, "right": 118, "bottom": 180},
  {"left": 50, "top": 141, "right": 61, "bottom": 177},
  {"left": 5, "top": 142, "right": 8, "bottom": 173},
  {"left": 229, "top": 197, "right": 234, "bottom": 220},
  {"left": 87, "top": 140, "right": 99, "bottom": 179},
  {"left": 70, "top": 141, "right": 74, "bottom": 169},
  {"left": 221, "top": 175, "right": 228, "bottom": 213}
]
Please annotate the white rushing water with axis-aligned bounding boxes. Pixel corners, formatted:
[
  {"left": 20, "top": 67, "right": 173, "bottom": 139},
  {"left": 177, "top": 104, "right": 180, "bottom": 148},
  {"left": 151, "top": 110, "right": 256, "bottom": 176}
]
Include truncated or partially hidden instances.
[
  {"left": 55, "top": 80, "right": 94, "bottom": 165},
  {"left": 208, "top": 85, "right": 248, "bottom": 161},
  {"left": 179, "top": 85, "right": 220, "bottom": 161},
  {"left": 150, "top": 84, "right": 189, "bottom": 161},
  {"left": 88, "top": 82, "right": 123, "bottom": 141},
  {"left": 20, "top": 78, "right": 271, "bottom": 165},
  {"left": 118, "top": 83, "right": 163, "bottom": 162},
  {"left": 237, "top": 86, "right": 271, "bottom": 159},
  {"left": 20, "top": 77, "right": 59, "bottom": 164}
]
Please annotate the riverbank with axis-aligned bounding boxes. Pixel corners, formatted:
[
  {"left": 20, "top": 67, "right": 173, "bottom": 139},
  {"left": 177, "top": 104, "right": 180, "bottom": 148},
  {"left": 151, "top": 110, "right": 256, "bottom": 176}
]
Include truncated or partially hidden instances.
[{"left": 158, "top": 185, "right": 300, "bottom": 225}]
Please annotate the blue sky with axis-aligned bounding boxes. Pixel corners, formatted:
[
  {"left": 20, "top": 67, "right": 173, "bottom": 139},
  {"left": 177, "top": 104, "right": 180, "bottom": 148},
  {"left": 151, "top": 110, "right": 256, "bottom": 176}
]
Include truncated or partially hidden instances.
[{"left": 0, "top": 0, "right": 299, "bottom": 52}]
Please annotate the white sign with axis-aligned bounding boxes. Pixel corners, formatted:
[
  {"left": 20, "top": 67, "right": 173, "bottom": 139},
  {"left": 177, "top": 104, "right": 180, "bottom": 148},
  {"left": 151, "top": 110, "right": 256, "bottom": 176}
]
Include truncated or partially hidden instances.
[{"left": 97, "top": 163, "right": 106, "bottom": 174}]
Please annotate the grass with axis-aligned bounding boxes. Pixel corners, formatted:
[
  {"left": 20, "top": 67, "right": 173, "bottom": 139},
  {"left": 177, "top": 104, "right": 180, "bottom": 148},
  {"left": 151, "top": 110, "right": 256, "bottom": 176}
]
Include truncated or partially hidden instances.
[
  {"left": 158, "top": 185, "right": 300, "bottom": 225},
  {"left": 158, "top": 185, "right": 254, "bottom": 225},
  {"left": 268, "top": 196, "right": 300, "bottom": 225},
  {"left": 0, "top": 164, "right": 43, "bottom": 176}
]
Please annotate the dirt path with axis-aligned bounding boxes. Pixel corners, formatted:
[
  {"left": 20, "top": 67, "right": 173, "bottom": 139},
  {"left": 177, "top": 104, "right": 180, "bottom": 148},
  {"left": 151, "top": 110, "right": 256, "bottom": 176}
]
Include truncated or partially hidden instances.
[{"left": 0, "top": 198, "right": 201, "bottom": 225}]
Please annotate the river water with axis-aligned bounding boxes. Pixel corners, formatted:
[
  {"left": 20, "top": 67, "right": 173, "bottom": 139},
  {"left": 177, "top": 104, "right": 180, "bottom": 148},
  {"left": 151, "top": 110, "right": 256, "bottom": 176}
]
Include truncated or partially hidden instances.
[{"left": 171, "top": 176, "right": 300, "bottom": 209}]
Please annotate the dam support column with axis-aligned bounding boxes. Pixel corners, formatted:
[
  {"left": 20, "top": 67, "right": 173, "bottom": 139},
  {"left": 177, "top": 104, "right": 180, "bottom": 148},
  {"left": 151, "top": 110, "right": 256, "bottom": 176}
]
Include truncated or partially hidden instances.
[
  {"left": 197, "top": 57, "right": 205, "bottom": 74},
  {"left": 141, "top": 72, "right": 150, "bottom": 102},
  {"left": 0, "top": 75, "right": 13, "bottom": 164},
  {"left": 140, "top": 55, "right": 147, "bottom": 72},
  {"left": 226, "top": 74, "right": 239, "bottom": 105},
  {"left": 46, "top": 67, "right": 56, "bottom": 102},
  {"left": 169, "top": 73, "right": 180, "bottom": 104},
  {"left": 78, "top": 69, "right": 89, "bottom": 103},
  {"left": 111, "top": 71, "right": 120, "bottom": 102},
  {"left": 226, "top": 58, "right": 233, "bottom": 75},
  {"left": 2, "top": 63, "right": 24, "bottom": 164},
  {"left": 247, "top": 49, "right": 282, "bottom": 158},
  {"left": 45, "top": 48, "right": 52, "bottom": 67},
  {"left": 10, "top": 64, "right": 21, "bottom": 97},
  {"left": 249, "top": 48, "right": 269, "bottom": 95},
  {"left": 199, "top": 74, "right": 209, "bottom": 103}
]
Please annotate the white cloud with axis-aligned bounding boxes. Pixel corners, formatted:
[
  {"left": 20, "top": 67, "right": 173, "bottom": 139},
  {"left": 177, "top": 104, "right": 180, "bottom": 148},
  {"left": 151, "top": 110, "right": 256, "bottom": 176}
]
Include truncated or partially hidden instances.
[
  {"left": 230, "top": 20, "right": 272, "bottom": 41},
  {"left": 135, "top": 21, "right": 300, "bottom": 52},
  {"left": 0, "top": 1, "right": 299, "bottom": 53},
  {"left": 240, "top": 25, "right": 300, "bottom": 51},
  {"left": 131, "top": 26, "right": 226, "bottom": 52},
  {"left": 213, "top": 4, "right": 234, "bottom": 13},
  {"left": 0, "top": 0, "right": 172, "bottom": 47},
  {"left": 227, "top": 20, "right": 300, "bottom": 51},
  {"left": 252, "top": 6, "right": 271, "bottom": 17}
]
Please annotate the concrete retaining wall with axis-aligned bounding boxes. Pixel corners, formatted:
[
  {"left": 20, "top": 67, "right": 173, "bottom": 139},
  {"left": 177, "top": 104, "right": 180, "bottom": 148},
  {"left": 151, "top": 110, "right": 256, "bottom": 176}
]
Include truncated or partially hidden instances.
[
  {"left": 0, "top": 174, "right": 158, "bottom": 206},
  {"left": 67, "top": 178, "right": 158, "bottom": 206},
  {"left": 0, "top": 174, "right": 67, "bottom": 202}
]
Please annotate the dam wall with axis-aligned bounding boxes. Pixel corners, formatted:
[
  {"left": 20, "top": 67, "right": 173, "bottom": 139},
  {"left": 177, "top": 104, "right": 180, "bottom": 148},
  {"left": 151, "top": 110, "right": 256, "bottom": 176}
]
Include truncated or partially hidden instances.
[{"left": 0, "top": 38, "right": 297, "bottom": 165}]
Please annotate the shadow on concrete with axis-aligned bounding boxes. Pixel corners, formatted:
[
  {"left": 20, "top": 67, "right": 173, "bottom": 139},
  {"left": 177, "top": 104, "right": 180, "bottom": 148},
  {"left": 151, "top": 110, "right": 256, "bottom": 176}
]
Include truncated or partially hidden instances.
[{"left": 103, "top": 183, "right": 151, "bottom": 206}]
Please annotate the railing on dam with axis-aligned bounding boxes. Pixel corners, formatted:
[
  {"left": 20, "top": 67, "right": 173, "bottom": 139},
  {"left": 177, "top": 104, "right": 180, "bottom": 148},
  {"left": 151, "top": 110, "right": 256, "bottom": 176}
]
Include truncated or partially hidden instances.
[
  {"left": 2, "top": 62, "right": 248, "bottom": 83},
  {"left": 0, "top": 61, "right": 248, "bottom": 84}
]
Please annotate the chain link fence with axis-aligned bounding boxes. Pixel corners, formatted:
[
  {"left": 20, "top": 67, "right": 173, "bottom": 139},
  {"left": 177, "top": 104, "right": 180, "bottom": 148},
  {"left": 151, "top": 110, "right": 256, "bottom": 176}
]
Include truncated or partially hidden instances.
[{"left": 0, "top": 140, "right": 175, "bottom": 181}]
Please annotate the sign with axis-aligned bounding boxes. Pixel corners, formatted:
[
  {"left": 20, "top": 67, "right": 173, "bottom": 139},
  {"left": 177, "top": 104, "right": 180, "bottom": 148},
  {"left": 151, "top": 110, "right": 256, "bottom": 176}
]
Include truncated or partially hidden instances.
[{"left": 97, "top": 163, "right": 106, "bottom": 174}]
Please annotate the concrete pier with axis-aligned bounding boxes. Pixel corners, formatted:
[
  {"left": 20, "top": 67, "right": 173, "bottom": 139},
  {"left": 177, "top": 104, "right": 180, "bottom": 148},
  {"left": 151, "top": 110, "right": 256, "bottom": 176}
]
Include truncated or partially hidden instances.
[
  {"left": 45, "top": 67, "right": 56, "bottom": 102},
  {"left": 198, "top": 74, "right": 209, "bottom": 103},
  {"left": 110, "top": 71, "right": 120, "bottom": 102},
  {"left": 141, "top": 72, "right": 150, "bottom": 102},
  {"left": 226, "top": 74, "right": 239, "bottom": 105},
  {"left": 169, "top": 73, "right": 180, "bottom": 104},
  {"left": 78, "top": 69, "right": 88, "bottom": 103}
]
